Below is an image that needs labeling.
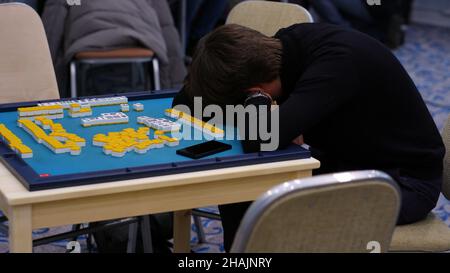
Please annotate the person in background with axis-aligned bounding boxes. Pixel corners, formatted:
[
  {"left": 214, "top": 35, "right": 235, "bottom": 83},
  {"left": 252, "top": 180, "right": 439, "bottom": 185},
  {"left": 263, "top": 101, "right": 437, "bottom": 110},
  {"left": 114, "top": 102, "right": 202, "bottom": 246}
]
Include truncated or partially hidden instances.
[
  {"left": 0, "top": 0, "right": 44, "bottom": 13},
  {"left": 308, "top": 0, "right": 372, "bottom": 28},
  {"left": 284, "top": 0, "right": 310, "bottom": 9},
  {"left": 0, "top": 0, "right": 37, "bottom": 9},
  {"left": 307, "top": 0, "right": 406, "bottom": 48},
  {"left": 186, "top": 0, "right": 228, "bottom": 55},
  {"left": 401, "top": 0, "right": 414, "bottom": 25},
  {"left": 169, "top": 0, "right": 228, "bottom": 56}
]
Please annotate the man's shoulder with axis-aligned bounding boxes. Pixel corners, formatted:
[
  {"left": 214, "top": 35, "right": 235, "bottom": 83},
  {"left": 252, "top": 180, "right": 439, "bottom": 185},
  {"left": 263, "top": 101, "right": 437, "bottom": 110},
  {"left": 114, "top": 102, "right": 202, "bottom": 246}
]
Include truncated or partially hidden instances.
[{"left": 274, "top": 23, "right": 345, "bottom": 38}]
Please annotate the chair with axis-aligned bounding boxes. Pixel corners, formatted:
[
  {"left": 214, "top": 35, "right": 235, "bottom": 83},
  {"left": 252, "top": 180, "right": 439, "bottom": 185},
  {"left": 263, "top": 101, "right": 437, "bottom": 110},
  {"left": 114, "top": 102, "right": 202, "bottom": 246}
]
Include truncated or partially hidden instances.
[
  {"left": 70, "top": 48, "right": 161, "bottom": 98},
  {"left": 226, "top": 0, "right": 314, "bottom": 37},
  {"left": 0, "top": 1, "right": 64, "bottom": 249},
  {"left": 191, "top": 0, "right": 314, "bottom": 245},
  {"left": 0, "top": 3, "right": 59, "bottom": 103},
  {"left": 390, "top": 115, "right": 450, "bottom": 252},
  {"left": 231, "top": 170, "right": 401, "bottom": 253}
]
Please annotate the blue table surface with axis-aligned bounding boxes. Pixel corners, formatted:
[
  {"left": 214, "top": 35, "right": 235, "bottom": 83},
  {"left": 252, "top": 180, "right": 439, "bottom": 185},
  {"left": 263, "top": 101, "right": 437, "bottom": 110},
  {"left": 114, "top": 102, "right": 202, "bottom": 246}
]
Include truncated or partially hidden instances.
[{"left": 0, "top": 97, "right": 244, "bottom": 176}]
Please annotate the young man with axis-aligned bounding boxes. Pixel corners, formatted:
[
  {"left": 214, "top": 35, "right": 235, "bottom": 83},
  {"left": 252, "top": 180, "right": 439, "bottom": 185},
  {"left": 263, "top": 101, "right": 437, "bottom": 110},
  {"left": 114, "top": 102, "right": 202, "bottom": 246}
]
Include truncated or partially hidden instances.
[{"left": 173, "top": 23, "right": 445, "bottom": 252}]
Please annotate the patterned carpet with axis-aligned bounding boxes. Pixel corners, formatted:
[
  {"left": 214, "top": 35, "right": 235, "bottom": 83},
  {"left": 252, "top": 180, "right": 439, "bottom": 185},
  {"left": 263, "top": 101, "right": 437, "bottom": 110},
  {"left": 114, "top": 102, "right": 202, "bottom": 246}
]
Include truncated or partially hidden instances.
[{"left": 0, "top": 23, "right": 449, "bottom": 253}]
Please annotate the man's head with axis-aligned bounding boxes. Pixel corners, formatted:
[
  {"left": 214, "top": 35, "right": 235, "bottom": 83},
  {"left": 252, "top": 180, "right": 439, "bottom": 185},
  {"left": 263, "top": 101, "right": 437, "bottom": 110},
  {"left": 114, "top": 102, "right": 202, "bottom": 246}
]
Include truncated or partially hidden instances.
[{"left": 185, "top": 24, "right": 283, "bottom": 107}]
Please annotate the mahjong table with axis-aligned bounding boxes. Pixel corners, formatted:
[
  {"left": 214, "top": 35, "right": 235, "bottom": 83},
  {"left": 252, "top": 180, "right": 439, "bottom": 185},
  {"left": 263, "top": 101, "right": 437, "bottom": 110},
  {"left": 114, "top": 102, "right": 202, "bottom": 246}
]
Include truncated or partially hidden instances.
[{"left": 0, "top": 90, "right": 312, "bottom": 191}]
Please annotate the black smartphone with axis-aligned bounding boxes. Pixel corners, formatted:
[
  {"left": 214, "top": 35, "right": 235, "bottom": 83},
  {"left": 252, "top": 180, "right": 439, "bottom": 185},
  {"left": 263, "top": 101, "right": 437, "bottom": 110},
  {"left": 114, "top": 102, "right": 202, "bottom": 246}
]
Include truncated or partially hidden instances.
[{"left": 176, "top": 141, "right": 232, "bottom": 159}]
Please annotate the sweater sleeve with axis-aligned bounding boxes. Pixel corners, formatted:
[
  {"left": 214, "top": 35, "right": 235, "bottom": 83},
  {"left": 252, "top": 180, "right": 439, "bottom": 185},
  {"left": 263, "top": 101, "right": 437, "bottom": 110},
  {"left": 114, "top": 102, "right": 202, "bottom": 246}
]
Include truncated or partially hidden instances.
[
  {"left": 41, "top": 0, "right": 68, "bottom": 64},
  {"left": 278, "top": 52, "right": 360, "bottom": 148},
  {"left": 243, "top": 52, "right": 361, "bottom": 152}
]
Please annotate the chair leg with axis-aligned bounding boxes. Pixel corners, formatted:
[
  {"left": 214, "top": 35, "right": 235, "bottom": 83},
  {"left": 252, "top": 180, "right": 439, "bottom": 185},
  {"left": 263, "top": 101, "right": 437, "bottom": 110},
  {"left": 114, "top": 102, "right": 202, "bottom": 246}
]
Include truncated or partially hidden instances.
[
  {"left": 127, "top": 221, "right": 139, "bottom": 253},
  {"left": 143, "top": 62, "right": 152, "bottom": 91},
  {"left": 71, "top": 224, "right": 81, "bottom": 242},
  {"left": 140, "top": 216, "right": 153, "bottom": 253},
  {"left": 125, "top": 216, "right": 154, "bottom": 253},
  {"left": 193, "top": 215, "right": 207, "bottom": 244},
  {"left": 70, "top": 61, "right": 78, "bottom": 98},
  {"left": 152, "top": 58, "right": 161, "bottom": 91},
  {"left": 72, "top": 223, "right": 94, "bottom": 252},
  {"left": 178, "top": 0, "right": 187, "bottom": 54},
  {"left": 86, "top": 231, "right": 94, "bottom": 253}
]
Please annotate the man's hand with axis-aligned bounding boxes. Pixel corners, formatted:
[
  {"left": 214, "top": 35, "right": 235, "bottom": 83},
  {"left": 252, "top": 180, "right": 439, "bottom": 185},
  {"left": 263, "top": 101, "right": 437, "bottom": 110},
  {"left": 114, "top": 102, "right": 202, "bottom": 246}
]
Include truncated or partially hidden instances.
[{"left": 293, "top": 135, "right": 304, "bottom": 146}]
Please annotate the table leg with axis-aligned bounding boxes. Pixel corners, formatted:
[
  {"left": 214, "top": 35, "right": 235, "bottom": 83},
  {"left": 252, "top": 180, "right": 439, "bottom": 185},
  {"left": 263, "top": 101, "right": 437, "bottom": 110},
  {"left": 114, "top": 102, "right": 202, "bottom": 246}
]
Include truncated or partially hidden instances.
[
  {"left": 173, "top": 209, "right": 191, "bottom": 253},
  {"left": 8, "top": 205, "right": 33, "bottom": 253}
]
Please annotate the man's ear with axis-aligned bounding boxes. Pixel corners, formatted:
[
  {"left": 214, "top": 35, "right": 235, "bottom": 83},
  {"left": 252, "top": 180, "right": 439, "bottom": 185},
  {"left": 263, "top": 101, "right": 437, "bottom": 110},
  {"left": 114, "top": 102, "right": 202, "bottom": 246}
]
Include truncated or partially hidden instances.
[
  {"left": 248, "top": 88, "right": 273, "bottom": 100},
  {"left": 247, "top": 84, "right": 275, "bottom": 99},
  {"left": 246, "top": 87, "right": 263, "bottom": 94}
]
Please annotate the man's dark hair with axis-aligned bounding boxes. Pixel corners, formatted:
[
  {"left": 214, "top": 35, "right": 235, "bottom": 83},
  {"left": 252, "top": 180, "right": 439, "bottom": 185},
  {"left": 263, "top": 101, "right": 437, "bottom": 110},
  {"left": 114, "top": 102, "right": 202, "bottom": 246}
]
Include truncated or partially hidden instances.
[{"left": 185, "top": 24, "right": 282, "bottom": 106}]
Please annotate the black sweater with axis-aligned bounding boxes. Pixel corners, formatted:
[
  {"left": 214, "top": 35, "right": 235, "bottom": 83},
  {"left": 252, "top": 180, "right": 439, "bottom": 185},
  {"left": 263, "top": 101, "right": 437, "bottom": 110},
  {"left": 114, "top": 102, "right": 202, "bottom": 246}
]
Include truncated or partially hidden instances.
[{"left": 174, "top": 23, "right": 445, "bottom": 181}]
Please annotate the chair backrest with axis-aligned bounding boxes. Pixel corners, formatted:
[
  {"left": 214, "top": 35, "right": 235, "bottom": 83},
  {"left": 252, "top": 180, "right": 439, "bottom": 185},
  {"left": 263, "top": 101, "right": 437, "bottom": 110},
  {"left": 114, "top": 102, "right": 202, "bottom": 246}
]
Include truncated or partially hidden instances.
[
  {"left": 75, "top": 48, "right": 155, "bottom": 60},
  {"left": 231, "top": 171, "right": 401, "bottom": 253},
  {"left": 0, "top": 3, "right": 59, "bottom": 103},
  {"left": 443, "top": 114, "right": 450, "bottom": 200},
  {"left": 226, "top": 0, "right": 313, "bottom": 36}
]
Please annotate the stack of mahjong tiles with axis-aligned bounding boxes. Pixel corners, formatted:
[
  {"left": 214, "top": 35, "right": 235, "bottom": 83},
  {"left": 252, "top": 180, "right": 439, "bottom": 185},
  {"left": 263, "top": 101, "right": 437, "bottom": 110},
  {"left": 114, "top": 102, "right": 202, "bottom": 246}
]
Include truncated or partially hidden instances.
[
  {"left": 137, "top": 116, "right": 181, "bottom": 132},
  {"left": 165, "top": 109, "right": 224, "bottom": 138},
  {"left": 92, "top": 127, "right": 178, "bottom": 158},
  {"left": 120, "top": 104, "right": 130, "bottom": 112},
  {"left": 81, "top": 112, "right": 129, "bottom": 127},
  {"left": 133, "top": 103, "right": 144, "bottom": 112},
  {"left": 35, "top": 117, "right": 86, "bottom": 148},
  {"left": 38, "top": 96, "right": 128, "bottom": 109},
  {"left": 0, "top": 124, "right": 33, "bottom": 158},
  {"left": 18, "top": 105, "right": 64, "bottom": 120},
  {"left": 68, "top": 103, "right": 93, "bottom": 118},
  {"left": 17, "top": 118, "right": 85, "bottom": 156}
]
